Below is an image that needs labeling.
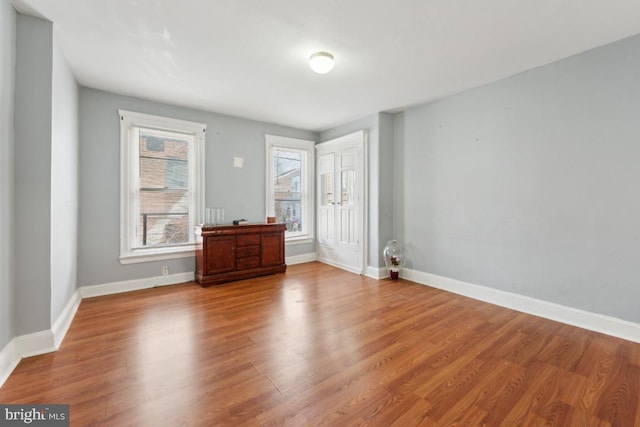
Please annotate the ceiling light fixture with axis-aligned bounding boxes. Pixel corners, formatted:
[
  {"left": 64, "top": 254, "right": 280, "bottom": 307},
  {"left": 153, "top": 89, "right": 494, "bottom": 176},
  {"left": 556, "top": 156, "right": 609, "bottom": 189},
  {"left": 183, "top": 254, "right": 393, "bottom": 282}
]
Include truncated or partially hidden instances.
[{"left": 309, "top": 51, "right": 334, "bottom": 74}]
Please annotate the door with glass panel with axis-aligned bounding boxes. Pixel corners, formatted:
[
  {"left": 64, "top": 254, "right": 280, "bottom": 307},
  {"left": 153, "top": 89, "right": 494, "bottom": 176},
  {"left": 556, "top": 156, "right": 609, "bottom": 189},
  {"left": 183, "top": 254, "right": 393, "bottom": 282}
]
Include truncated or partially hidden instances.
[{"left": 316, "top": 131, "right": 364, "bottom": 274}]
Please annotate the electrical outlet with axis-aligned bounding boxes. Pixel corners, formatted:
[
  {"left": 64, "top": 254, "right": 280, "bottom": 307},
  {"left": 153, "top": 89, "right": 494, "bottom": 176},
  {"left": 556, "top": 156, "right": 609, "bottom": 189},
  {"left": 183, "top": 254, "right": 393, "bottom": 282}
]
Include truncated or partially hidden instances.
[{"left": 162, "top": 265, "right": 169, "bottom": 276}]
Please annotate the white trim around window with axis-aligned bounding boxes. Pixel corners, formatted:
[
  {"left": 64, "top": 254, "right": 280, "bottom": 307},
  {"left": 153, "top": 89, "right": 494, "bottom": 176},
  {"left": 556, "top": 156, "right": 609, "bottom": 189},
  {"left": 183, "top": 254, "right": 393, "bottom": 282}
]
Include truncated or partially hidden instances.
[
  {"left": 265, "top": 134, "right": 315, "bottom": 243},
  {"left": 119, "top": 110, "right": 206, "bottom": 264}
]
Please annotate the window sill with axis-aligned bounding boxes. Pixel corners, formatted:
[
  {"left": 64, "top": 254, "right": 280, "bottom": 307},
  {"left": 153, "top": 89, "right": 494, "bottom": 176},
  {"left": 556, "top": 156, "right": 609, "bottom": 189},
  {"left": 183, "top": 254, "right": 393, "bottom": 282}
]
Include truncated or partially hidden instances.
[
  {"left": 119, "top": 247, "right": 195, "bottom": 264},
  {"left": 285, "top": 236, "right": 314, "bottom": 246}
]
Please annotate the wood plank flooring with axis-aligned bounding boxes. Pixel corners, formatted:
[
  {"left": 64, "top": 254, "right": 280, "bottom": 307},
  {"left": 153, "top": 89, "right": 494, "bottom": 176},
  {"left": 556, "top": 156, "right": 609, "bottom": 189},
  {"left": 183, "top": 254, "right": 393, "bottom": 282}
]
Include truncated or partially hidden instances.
[{"left": 1, "top": 262, "right": 639, "bottom": 426}]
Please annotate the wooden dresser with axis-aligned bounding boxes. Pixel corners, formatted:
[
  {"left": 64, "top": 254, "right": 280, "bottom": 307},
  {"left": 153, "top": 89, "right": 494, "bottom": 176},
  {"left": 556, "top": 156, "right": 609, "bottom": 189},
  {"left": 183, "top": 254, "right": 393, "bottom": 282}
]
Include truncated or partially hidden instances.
[{"left": 195, "top": 223, "right": 286, "bottom": 286}]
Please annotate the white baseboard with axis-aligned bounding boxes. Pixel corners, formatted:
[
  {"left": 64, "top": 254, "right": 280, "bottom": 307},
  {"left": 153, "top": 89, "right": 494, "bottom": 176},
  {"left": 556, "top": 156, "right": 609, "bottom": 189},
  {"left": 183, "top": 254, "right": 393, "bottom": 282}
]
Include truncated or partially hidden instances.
[
  {"left": 2, "top": 289, "right": 83, "bottom": 385},
  {"left": 15, "top": 330, "right": 56, "bottom": 358},
  {"left": 286, "top": 252, "right": 317, "bottom": 265},
  {"left": 365, "top": 266, "right": 387, "bottom": 280},
  {"left": 13, "top": 290, "right": 82, "bottom": 360},
  {"left": 403, "top": 268, "right": 640, "bottom": 344},
  {"left": 52, "top": 289, "right": 82, "bottom": 349},
  {"left": 80, "top": 271, "right": 195, "bottom": 298},
  {"left": 0, "top": 339, "right": 21, "bottom": 388}
]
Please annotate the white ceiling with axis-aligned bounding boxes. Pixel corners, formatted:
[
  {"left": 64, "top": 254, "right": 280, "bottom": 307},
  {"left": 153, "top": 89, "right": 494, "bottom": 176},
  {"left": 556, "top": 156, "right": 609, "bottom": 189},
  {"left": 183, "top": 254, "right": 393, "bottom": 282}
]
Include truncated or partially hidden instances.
[{"left": 12, "top": 0, "right": 640, "bottom": 132}]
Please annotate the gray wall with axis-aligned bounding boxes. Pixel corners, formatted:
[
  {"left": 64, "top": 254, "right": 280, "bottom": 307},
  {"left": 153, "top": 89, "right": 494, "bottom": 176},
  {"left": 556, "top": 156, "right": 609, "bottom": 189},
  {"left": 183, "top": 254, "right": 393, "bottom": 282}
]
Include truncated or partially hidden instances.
[
  {"left": 14, "top": 14, "right": 52, "bottom": 335},
  {"left": 0, "top": 1, "right": 16, "bottom": 350},
  {"left": 78, "top": 88, "right": 316, "bottom": 286},
  {"left": 50, "top": 31, "right": 79, "bottom": 324},
  {"left": 396, "top": 33, "right": 640, "bottom": 323},
  {"left": 377, "top": 113, "right": 395, "bottom": 266}
]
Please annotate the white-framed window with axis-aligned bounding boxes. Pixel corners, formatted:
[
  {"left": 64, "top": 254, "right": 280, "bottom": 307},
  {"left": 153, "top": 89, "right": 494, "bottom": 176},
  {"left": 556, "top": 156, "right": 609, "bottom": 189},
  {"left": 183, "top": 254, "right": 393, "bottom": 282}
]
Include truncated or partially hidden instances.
[
  {"left": 265, "top": 135, "right": 315, "bottom": 242},
  {"left": 119, "top": 110, "right": 206, "bottom": 264}
]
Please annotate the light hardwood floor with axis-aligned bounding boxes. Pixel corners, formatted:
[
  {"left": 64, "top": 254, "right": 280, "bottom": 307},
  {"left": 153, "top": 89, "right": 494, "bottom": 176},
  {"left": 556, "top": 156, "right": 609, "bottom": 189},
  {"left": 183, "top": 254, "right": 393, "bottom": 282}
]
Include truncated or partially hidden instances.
[{"left": 1, "top": 262, "right": 639, "bottom": 426}]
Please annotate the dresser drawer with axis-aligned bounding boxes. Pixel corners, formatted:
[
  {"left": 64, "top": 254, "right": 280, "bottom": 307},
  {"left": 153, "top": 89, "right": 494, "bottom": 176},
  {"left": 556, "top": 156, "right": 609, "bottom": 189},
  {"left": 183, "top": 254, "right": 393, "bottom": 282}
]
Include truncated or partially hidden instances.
[
  {"left": 236, "top": 257, "right": 260, "bottom": 270},
  {"left": 202, "top": 228, "right": 235, "bottom": 236},
  {"left": 236, "top": 245, "right": 260, "bottom": 258},
  {"left": 236, "top": 234, "right": 261, "bottom": 246}
]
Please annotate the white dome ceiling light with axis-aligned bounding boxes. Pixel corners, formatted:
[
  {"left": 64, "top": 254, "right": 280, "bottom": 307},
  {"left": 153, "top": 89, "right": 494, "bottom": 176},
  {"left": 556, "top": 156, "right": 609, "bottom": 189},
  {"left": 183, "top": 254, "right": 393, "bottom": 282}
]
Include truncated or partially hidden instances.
[{"left": 309, "top": 52, "right": 335, "bottom": 74}]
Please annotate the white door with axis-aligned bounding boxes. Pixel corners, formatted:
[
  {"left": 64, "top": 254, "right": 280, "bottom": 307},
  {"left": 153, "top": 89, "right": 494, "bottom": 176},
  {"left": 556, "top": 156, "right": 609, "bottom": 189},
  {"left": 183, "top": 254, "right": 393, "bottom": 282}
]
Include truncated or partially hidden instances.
[{"left": 316, "top": 131, "right": 365, "bottom": 274}]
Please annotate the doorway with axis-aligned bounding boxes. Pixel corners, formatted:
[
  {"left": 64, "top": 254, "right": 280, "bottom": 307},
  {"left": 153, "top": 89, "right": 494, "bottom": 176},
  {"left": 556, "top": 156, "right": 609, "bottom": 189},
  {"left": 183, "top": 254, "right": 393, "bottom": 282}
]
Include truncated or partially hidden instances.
[{"left": 316, "top": 131, "right": 366, "bottom": 274}]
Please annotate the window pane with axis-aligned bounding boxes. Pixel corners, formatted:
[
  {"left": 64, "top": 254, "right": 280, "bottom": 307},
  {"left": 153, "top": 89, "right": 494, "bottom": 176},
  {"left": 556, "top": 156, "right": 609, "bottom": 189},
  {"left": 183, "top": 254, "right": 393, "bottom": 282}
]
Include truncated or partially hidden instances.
[
  {"left": 138, "top": 131, "right": 191, "bottom": 247},
  {"left": 273, "top": 148, "right": 303, "bottom": 233},
  {"left": 341, "top": 170, "right": 356, "bottom": 206},
  {"left": 138, "top": 213, "right": 189, "bottom": 246},
  {"left": 146, "top": 136, "right": 165, "bottom": 151},
  {"left": 320, "top": 173, "right": 333, "bottom": 206},
  {"left": 167, "top": 159, "right": 188, "bottom": 188},
  {"left": 139, "top": 189, "right": 189, "bottom": 214}
]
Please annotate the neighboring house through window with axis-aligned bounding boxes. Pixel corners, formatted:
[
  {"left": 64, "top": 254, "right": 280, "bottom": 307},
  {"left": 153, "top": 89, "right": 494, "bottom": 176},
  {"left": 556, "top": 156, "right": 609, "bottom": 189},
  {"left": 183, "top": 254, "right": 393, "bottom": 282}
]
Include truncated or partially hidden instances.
[
  {"left": 119, "top": 110, "right": 206, "bottom": 263},
  {"left": 265, "top": 135, "right": 315, "bottom": 242}
]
